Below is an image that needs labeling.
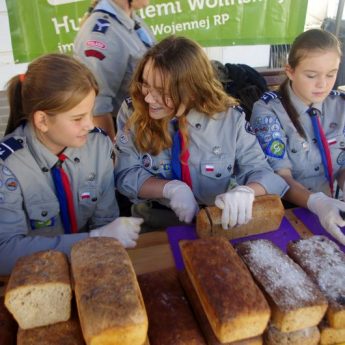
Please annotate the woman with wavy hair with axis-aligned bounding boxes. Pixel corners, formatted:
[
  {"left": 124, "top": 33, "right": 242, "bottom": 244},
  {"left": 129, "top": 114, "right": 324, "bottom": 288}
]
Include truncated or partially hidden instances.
[{"left": 115, "top": 36, "right": 288, "bottom": 229}]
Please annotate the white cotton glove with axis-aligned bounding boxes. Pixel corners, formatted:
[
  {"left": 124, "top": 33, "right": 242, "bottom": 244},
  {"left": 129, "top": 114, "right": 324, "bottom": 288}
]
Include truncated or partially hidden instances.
[
  {"left": 307, "top": 192, "right": 345, "bottom": 245},
  {"left": 215, "top": 185, "right": 255, "bottom": 229},
  {"left": 163, "top": 180, "right": 199, "bottom": 223},
  {"left": 90, "top": 217, "right": 143, "bottom": 248}
]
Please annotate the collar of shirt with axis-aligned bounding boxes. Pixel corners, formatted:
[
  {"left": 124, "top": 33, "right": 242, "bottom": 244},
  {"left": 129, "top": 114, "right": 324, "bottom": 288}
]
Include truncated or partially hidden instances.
[
  {"left": 23, "top": 123, "right": 81, "bottom": 170},
  {"left": 96, "top": 0, "right": 137, "bottom": 31}
]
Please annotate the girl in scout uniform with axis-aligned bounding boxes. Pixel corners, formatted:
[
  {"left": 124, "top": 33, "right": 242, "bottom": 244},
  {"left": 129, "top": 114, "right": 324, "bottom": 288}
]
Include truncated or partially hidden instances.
[
  {"left": 0, "top": 54, "right": 142, "bottom": 275},
  {"left": 74, "top": 0, "right": 155, "bottom": 140},
  {"left": 251, "top": 29, "right": 345, "bottom": 245},
  {"left": 114, "top": 36, "right": 288, "bottom": 230}
]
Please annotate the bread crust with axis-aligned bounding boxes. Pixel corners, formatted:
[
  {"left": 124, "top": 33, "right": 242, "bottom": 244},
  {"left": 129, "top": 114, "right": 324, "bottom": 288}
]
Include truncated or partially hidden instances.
[
  {"left": 138, "top": 268, "right": 206, "bottom": 345},
  {"left": 71, "top": 237, "right": 148, "bottom": 345},
  {"left": 236, "top": 240, "right": 328, "bottom": 332},
  {"left": 196, "top": 195, "right": 284, "bottom": 239},
  {"left": 0, "top": 296, "right": 17, "bottom": 345},
  {"left": 180, "top": 237, "right": 270, "bottom": 343},
  {"left": 5, "top": 250, "right": 71, "bottom": 329},
  {"left": 287, "top": 236, "right": 345, "bottom": 329}
]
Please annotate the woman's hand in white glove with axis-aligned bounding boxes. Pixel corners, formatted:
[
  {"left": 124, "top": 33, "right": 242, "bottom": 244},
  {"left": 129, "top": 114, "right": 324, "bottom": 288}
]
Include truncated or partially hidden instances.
[
  {"left": 307, "top": 192, "right": 345, "bottom": 245},
  {"left": 163, "top": 180, "right": 199, "bottom": 223},
  {"left": 215, "top": 185, "right": 255, "bottom": 229},
  {"left": 90, "top": 217, "right": 143, "bottom": 248}
]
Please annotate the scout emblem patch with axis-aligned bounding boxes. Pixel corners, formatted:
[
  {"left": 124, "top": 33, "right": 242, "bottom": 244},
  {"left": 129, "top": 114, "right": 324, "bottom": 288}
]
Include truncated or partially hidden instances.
[
  {"left": 92, "top": 18, "right": 110, "bottom": 34},
  {"left": 30, "top": 217, "right": 56, "bottom": 230},
  {"left": 265, "top": 139, "right": 285, "bottom": 158},
  {"left": 142, "top": 154, "right": 153, "bottom": 168}
]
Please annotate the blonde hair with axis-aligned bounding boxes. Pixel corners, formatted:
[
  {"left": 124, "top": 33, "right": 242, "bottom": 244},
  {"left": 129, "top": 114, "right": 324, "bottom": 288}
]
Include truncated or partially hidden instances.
[
  {"left": 128, "top": 35, "right": 236, "bottom": 156},
  {"left": 6, "top": 54, "right": 98, "bottom": 135}
]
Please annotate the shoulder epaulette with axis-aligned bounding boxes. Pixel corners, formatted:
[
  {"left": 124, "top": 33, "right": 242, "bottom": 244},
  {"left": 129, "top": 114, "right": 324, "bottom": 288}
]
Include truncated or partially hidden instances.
[
  {"left": 125, "top": 97, "right": 133, "bottom": 109},
  {"left": 90, "top": 127, "right": 107, "bottom": 136},
  {"left": 0, "top": 137, "right": 24, "bottom": 161},
  {"left": 329, "top": 90, "right": 345, "bottom": 99},
  {"left": 260, "top": 91, "right": 279, "bottom": 104},
  {"left": 233, "top": 105, "right": 245, "bottom": 115}
]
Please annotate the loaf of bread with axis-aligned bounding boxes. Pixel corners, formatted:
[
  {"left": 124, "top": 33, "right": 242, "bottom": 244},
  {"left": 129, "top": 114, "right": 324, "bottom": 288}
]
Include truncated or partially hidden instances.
[
  {"left": 0, "top": 296, "right": 17, "bottom": 345},
  {"left": 138, "top": 268, "right": 206, "bottom": 345},
  {"left": 287, "top": 236, "right": 345, "bottom": 329},
  {"left": 236, "top": 239, "right": 328, "bottom": 332},
  {"left": 17, "top": 307, "right": 85, "bottom": 345},
  {"left": 264, "top": 324, "right": 320, "bottom": 345},
  {"left": 179, "top": 270, "right": 263, "bottom": 345},
  {"left": 196, "top": 195, "right": 284, "bottom": 239},
  {"left": 71, "top": 237, "right": 148, "bottom": 345},
  {"left": 4, "top": 250, "right": 71, "bottom": 329},
  {"left": 319, "top": 319, "right": 345, "bottom": 345},
  {"left": 180, "top": 237, "right": 270, "bottom": 343}
]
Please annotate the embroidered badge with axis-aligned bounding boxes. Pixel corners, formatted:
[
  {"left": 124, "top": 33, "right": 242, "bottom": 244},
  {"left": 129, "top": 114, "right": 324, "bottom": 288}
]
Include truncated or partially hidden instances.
[
  {"left": 80, "top": 192, "right": 91, "bottom": 200},
  {"left": 30, "top": 217, "right": 56, "bottom": 230},
  {"left": 329, "top": 122, "right": 338, "bottom": 129},
  {"left": 5, "top": 178, "right": 17, "bottom": 191},
  {"left": 160, "top": 161, "right": 171, "bottom": 171},
  {"left": 142, "top": 154, "right": 153, "bottom": 168},
  {"left": 92, "top": 18, "right": 110, "bottom": 34},
  {"left": 212, "top": 146, "right": 222, "bottom": 155},
  {"left": 328, "top": 138, "right": 337, "bottom": 146},
  {"left": 245, "top": 121, "right": 255, "bottom": 135},
  {"left": 272, "top": 131, "right": 282, "bottom": 139},
  {"left": 337, "top": 150, "right": 345, "bottom": 166},
  {"left": 86, "top": 40, "right": 107, "bottom": 49},
  {"left": 0, "top": 192, "right": 4, "bottom": 203},
  {"left": 205, "top": 164, "right": 215, "bottom": 172},
  {"left": 261, "top": 91, "right": 278, "bottom": 104},
  {"left": 85, "top": 49, "right": 106, "bottom": 60},
  {"left": 119, "top": 133, "right": 128, "bottom": 144},
  {"left": 265, "top": 139, "right": 285, "bottom": 158},
  {"left": 88, "top": 173, "right": 96, "bottom": 181}
]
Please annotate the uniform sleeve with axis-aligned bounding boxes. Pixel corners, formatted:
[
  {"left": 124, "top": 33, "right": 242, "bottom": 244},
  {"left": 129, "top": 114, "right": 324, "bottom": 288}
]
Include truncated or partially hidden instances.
[
  {"left": 233, "top": 110, "right": 289, "bottom": 196},
  {"left": 89, "top": 135, "right": 119, "bottom": 228},
  {"left": 114, "top": 102, "right": 154, "bottom": 202},
  {"left": 73, "top": 19, "right": 129, "bottom": 116},
  {"left": 0, "top": 163, "right": 88, "bottom": 275},
  {"left": 251, "top": 100, "right": 292, "bottom": 172}
]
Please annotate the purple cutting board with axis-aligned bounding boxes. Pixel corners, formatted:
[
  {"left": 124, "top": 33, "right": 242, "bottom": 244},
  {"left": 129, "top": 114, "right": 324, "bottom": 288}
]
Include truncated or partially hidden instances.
[
  {"left": 293, "top": 207, "right": 345, "bottom": 252},
  {"left": 166, "top": 217, "right": 300, "bottom": 271}
]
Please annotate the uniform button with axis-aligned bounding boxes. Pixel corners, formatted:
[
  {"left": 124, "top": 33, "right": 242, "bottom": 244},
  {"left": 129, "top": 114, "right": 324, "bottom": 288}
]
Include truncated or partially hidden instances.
[
  {"left": 314, "top": 166, "right": 319, "bottom": 171},
  {"left": 152, "top": 166, "right": 159, "bottom": 171},
  {"left": 195, "top": 123, "right": 201, "bottom": 129},
  {"left": 291, "top": 149, "right": 297, "bottom": 153},
  {"left": 340, "top": 141, "right": 345, "bottom": 147},
  {"left": 312, "top": 138, "right": 317, "bottom": 144},
  {"left": 41, "top": 210, "right": 48, "bottom": 217},
  {"left": 41, "top": 167, "right": 49, "bottom": 172},
  {"left": 17, "top": 139, "right": 23, "bottom": 144},
  {"left": 91, "top": 197, "right": 97, "bottom": 202},
  {"left": 215, "top": 173, "right": 222, "bottom": 178},
  {"left": 74, "top": 157, "right": 80, "bottom": 163}
]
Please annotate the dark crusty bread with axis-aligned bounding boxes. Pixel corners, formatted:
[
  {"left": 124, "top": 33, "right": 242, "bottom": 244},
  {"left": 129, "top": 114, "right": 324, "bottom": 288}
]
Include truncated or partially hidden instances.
[
  {"left": 179, "top": 270, "right": 263, "bottom": 345},
  {"left": 236, "top": 240, "right": 328, "bottom": 332},
  {"left": 180, "top": 237, "right": 270, "bottom": 343},
  {"left": 17, "top": 306, "right": 85, "bottom": 345},
  {"left": 138, "top": 268, "right": 206, "bottom": 345},
  {"left": 196, "top": 195, "right": 284, "bottom": 239},
  {"left": 319, "top": 319, "right": 345, "bottom": 345},
  {"left": 287, "top": 236, "right": 345, "bottom": 329},
  {"left": 0, "top": 296, "right": 17, "bottom": 345},
  {"left": 264, "top": 323, "right": 320, "bottom": 345},
  {"left": 4, "top": 250, "right": 72, "bottom": 329},
  {"left": 71, "top": 237, "right": 148, "bottom": 345}
]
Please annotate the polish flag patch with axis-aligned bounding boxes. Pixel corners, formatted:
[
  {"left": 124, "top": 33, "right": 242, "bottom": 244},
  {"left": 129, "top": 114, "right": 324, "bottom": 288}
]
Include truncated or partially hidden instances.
[
  {"left": 327, "top": 138, "right": 337, "bottom": 145},
  {"left": 205, "top": 164, "right": 214, "bottom": 172},
  {"left": 80, "top": 192, "right": 91, "bottom": 199}
]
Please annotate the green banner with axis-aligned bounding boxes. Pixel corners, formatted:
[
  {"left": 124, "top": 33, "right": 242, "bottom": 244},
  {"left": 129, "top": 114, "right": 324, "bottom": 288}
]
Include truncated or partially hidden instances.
[{"left": 6, "top": 0, "right": 308, "bottom": 63}]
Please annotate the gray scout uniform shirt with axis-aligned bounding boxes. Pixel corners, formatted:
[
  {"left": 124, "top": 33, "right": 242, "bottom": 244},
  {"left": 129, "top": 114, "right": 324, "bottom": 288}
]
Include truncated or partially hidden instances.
[
  {"left": 73, "top": 0, "right": 155, "bottom": 118},
  {"left": 0, "top": 123, "right": 118, "bottom": 275},
  {"left": 251, "top": 84, "right": 345, "bottom": 195},
  {"left": 114, "top": 100, "right": 289, "bottom": 205}
]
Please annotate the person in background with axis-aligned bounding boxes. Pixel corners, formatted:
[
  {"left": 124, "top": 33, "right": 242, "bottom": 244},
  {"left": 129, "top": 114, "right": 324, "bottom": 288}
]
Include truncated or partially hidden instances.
[
  {"left": 74, "top": 0, "right": 155, "bottom": 140},
  {"left": 0, "top": 54, "right": 143, "bottom": 275},
  {"left": 114, "top": 36, "right": 289, "bottom": 230},
  {"left": 251, "top": 29, "right": 345, "bottom": 245}
]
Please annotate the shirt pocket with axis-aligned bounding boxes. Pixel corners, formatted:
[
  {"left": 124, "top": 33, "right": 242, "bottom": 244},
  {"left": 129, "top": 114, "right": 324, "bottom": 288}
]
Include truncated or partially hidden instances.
[
  {"left": 26, "top": 201, "right": 59, "bottom": 230},
  {"left": 200, "top": 156, "right": 233, "bottom": 180},
  {"left": 78, "top": 184, "right": 99, "bottom": 217}
]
